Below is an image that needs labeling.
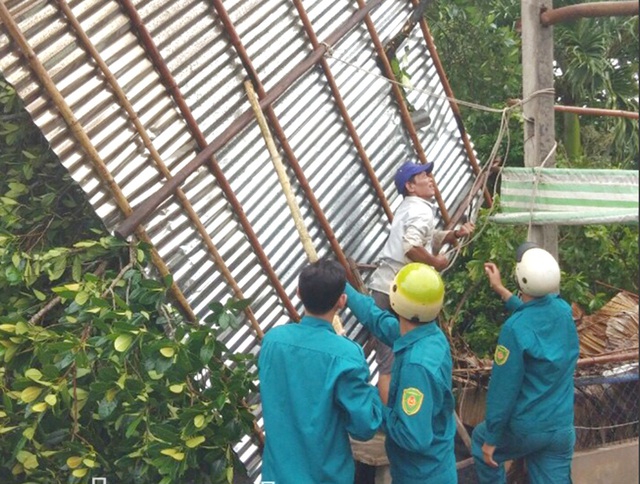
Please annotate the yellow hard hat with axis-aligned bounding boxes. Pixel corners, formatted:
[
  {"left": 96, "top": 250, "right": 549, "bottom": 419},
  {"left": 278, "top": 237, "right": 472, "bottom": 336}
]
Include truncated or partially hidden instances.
[{"left": 389, "top": 263, "right": 445, "bottom": 323}]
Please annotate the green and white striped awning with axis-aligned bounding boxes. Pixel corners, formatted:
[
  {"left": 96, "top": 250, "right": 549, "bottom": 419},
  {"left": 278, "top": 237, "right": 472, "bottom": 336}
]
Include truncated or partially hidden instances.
[{"left": 490, "top": 167, "right": 639, "bottom": 225}]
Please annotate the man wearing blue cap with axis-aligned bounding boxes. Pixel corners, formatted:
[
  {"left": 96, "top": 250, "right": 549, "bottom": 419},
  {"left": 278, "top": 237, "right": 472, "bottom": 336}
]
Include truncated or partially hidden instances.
[
  {"left": 369, "top": 160, "right": 475, "bottom": 399},
  {"left": 353, "top": 161, "right": 474, "bottom": 482}
]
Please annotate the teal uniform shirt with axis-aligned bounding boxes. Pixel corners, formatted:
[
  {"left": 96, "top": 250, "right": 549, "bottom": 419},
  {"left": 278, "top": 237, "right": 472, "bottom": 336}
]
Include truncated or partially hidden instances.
[
  {"left": 258, "top": 315, "right": 383, "bottom": 484},
  {"left": 345, "top": 284, "right": 457, "bottom": 484},
  {"left": 485, "top": 294, "right": 579, "bottom": 445}
]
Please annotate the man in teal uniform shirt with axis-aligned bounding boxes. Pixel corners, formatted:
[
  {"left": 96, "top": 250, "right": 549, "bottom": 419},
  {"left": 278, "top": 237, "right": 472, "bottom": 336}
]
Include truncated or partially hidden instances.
[
  {"left": 345, "top": 262, "right": 457, "bottom": 484},
  {"left": 472, "top": 242, "right": 579, "bottom": 483},
  {"left": 258, "top": 259, "right": 383, "bottom": 484}
]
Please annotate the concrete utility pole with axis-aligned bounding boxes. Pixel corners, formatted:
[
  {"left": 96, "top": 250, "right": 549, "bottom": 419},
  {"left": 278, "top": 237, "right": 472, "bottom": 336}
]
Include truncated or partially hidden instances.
[{"left": 521, "top": 0, "right": 558, "bottom": 258}]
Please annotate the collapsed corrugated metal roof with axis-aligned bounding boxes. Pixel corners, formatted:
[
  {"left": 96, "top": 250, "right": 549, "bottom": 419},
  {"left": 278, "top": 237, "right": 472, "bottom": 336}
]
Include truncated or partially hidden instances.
[{"left": 0, "top": 0, "right": 486, "bottom": 478}]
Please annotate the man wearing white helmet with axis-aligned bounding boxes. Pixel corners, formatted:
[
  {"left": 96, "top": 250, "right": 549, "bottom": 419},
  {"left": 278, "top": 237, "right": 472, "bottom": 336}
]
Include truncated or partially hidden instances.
[
  {"left": 346, "top": 262, "right": 457, "bottom": 484},
  {"left": 471, "top": 242, "right": 579, "bottom": 484}
]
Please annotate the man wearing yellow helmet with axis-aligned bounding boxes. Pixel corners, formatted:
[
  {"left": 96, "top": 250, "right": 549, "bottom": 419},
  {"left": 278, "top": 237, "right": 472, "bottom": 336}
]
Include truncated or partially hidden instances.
[
  {"left": 471, "top": 242, "right": 579, "bottom": 484},
  {"left": 346, "top": 262, "right": 457, "bottom": 484}
]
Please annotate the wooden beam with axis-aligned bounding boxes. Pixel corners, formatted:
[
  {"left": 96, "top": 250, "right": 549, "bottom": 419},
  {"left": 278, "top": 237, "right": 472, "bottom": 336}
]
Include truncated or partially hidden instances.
[
  {"left": 541, "top": 1, "right": 639, "bottom": 26},
  {"left": 554, "top": 105, "right": 639, "bottom": 120},
  {"left": 521, "top": 0, "right": 558, "bottom": 256}
]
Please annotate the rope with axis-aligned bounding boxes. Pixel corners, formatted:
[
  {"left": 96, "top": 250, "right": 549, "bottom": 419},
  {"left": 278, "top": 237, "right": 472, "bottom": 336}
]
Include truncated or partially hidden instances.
[
  {"left": 575, "top": 421, "right": 639, "bottom": 430},
  {"left": 526, "top": 142, "right": 558, "bottom": 234},
  {"left": 321, "top": 50, "right": 556, "bottom": 271},
  {"left": 325, "top": 48, "right": 554, "bottom": 115}
]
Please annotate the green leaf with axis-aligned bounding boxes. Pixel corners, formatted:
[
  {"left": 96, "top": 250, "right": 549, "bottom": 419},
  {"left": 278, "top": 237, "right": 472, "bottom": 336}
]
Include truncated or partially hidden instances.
[
  {"left": 16, "top": 451, "right": 38, "bottom": 470},
  {"left": 72, "top": 468, "right": 88, "bottom": 478},
  {"left": 31, "top": 402, "right": 48, "bottom": 412},
  {"left": 160, "top": 347, "right": 175, "bottom": 358},
  {"left": 200, "top": 340, "right": 215, "bottom": 364},
  {"left": 48, "top": 255, "right": 67, "bottom": 281},
  {"left": 20, "top": 386, "right": 42, "bottom": 403},
  {"left": 72, "top": 256, "right": 82, "bottom": 282},
  {"left": 74, "top": 291, "right": 89, "bottom": 306},
  {"left": 98, "top": 397, "right": 118, "bottom": 419},
  {"left": 0, "top": 196, "right": 18, "bottom": 205},
  {"left": 25, "top": 368, "right": 43, "bottom": 381},
  {"left": 185, "top": 435, "right": 205, "bottom": 448},
  {"left": 193, "top": 414, "right": 205, "bottom": 429},
  {"left": 114, "top": 333, "right": 133, "bottom": 352},
  {"left": 125, "top": 416, "right": 143, "bottom": 438},
  {"left": 4, "top": 265, "right": 21, "bottom": 284}
]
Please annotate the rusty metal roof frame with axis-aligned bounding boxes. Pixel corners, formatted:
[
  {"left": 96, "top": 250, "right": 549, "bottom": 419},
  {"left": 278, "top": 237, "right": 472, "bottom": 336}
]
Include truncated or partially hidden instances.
[{"left": 0, "top": 0, "right": 490, "bottom": 478}]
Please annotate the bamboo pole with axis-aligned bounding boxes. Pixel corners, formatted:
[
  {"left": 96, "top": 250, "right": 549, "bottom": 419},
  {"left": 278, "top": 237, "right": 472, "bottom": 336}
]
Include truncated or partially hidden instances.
[
  {"left": 541, "top": 1, "right": 639, "bottom": 26},
  {"left": 0, "top": 0, "right": 196, "bottom": 322},
  {"left": 244, "top": 81, "right": 345, "bottom": 335},
  {"left": 54, "top": 0, "right": 263, "bottom": 339},
  {"left": 453, "top": 349, "right": 639, "bottom": 375},
  {"left": 211, "top": 0, "right": 355, "bottom": 286},
  {"left": 117, "top": 0, "right": 300, "bottom": 324},
  {"left": 554, "top": 105, "right": 639, "bottom": 120}
]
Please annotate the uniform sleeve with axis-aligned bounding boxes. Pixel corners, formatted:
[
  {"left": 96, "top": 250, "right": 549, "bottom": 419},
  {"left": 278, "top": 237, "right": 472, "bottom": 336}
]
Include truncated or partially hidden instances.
[
  {"left": 335, "top": 358, "right": 384, "bottom": 441},
  {"left": 505, "top": 294, "right": 523, "bottom": 313},
  {"left": 382, "top": 363, "right": 436, "bottom": 454},
  {"left": 484, "top": 323, "right": 524, "bottom": 445},
  {"left": 345, "top": 283, "right": 401, "bottom": 347}
]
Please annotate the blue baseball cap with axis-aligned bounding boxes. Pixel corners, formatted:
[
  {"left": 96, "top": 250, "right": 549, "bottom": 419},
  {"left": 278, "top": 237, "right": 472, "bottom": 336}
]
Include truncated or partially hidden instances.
[{"left": 394, "top": 161, "right": 434, "bottom": 195}]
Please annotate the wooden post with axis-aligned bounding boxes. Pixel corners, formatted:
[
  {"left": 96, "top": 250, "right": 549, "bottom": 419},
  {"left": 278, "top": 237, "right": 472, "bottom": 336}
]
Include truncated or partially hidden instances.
[{"left": 521, "top": 0, "right": 558, "bottom": 257}]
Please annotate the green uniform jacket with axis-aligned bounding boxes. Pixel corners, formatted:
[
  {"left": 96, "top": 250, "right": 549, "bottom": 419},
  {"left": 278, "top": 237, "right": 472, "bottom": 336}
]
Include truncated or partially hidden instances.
[
  {"left": 485, "top": 294, "right": 579, "bottom": 446},
  {"left": 345, "top": 284, "right": 457, "bottom": 484},
  {"left": 258, "top": 316, "right": 383, "bottom": 484}
]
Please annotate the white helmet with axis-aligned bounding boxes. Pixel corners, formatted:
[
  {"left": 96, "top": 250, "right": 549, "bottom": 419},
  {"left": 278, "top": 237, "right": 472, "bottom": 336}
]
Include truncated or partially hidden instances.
[{"left": 515, "top": 242, "right": 560, "bottom": 297}]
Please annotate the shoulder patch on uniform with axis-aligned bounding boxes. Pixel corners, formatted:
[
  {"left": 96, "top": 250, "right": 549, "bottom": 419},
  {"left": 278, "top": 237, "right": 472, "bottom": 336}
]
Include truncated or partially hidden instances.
[
  {"left": 401, "top": 387, "right": 424, "bottom": 416},
  {"left": 494, "top": 344, "right": 510, "bottom": 365}
]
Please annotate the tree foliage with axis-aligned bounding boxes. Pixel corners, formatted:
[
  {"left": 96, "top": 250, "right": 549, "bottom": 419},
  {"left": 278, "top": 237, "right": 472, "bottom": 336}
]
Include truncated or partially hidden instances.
[
  {"left": 0, "top": 77, "right": 256, "bottom": 483},
  {"left": 427, "top": 1, "right": 638, "bottom": 356},
  {"left": 426, "top": 0, "right": 638, "bottom": 167}
]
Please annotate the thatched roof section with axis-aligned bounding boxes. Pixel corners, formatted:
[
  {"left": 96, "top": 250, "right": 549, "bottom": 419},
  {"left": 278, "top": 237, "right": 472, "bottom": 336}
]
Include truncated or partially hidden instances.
[{"left": 575, "top": 292, "right": 639, "bottom": 357}]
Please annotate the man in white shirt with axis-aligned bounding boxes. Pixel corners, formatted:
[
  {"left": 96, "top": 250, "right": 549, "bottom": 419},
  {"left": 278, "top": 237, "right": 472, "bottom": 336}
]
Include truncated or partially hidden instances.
[
  {"left": 352, "top": 161, "right": 474, "bottom": 483},
  {"left": 369, "top": 160, "right": 475, "bottom": 400}
]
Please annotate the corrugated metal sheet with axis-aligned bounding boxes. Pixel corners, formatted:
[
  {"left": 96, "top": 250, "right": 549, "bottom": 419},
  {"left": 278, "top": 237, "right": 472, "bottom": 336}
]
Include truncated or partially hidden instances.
[{"left": 0, "top": 0, "right": 484, "bottom": 479}]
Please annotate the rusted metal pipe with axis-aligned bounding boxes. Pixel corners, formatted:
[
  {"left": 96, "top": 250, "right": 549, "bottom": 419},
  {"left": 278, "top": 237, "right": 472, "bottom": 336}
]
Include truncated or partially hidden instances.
[
  {"left": 57, "top": 0, "right": 263, "bottom": 338},
  {"left": 355, "top": 0, "right": 451, "bottom": 225},
  {"left": 576, "top": 350, "right": 639, "bottom": 368},
  {"left": 115, "top": 0, "right": 385, "bottom": 238},
  {"left": 117, "top": 0, "right": 299, "bottom": 322},
  {"left": 291, "top": 0, "right": 394, "bottom": 223},
  {"left": 540, "top": 1, "right": 639, "bottom": 26},
  {"left": 413, "top": 6, "right": 494, "bottom": 219},
  {"left": 453, "top": 349, "right": 638, "bottom": 374},
  {"left": 554, "top": 104, "right": 639, "bottom": 119},
  {"left": 211, "top": 0, "right": 355, "bottom": 284}
]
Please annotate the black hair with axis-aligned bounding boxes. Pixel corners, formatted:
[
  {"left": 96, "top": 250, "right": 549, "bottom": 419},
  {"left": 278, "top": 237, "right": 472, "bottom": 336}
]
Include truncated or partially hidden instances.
[{"left": 298, "top": 259, "right": 346, "bottom": 315}]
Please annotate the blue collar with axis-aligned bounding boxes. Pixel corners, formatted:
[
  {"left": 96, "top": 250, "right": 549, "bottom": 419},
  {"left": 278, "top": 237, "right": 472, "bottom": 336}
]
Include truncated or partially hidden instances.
[
  {"left": 393, "top": 322, "right": 439, "bottom": 353},
  {"left": 299, "top": 315, "right": 337, "bottom": 333},
  {"left": 517, "top": 293, "right": 555, "bottom": 310}
]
